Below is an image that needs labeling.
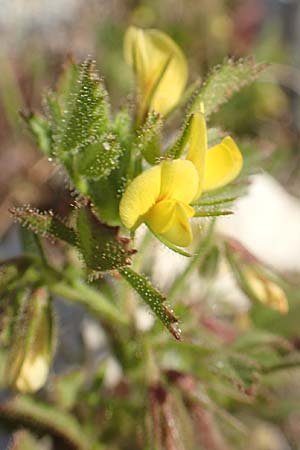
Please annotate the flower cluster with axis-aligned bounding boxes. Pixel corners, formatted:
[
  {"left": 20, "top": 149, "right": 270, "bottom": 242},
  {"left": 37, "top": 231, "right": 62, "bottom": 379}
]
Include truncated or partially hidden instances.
[{"left": 120, "top": 27, "right": 243, "bottom": 247}]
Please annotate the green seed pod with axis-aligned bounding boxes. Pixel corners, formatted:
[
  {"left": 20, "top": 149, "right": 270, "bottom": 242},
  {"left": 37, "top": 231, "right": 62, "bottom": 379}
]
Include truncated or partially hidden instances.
[{"left": 5, "top": 286, "right": 55, "bottom": 393}]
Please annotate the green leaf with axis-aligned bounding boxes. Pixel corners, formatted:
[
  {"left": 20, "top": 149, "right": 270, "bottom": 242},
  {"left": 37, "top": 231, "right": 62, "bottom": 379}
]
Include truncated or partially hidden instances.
[
  {"left": 119, "top": 267, "right": 181, "bottom": 340},
  {"left": 190, "top": 58, "right": 267, "bottom": 118},
  {"left": 86, "top": 149, "right": 132, "bottom": 226},
  {"left": 199, "top": 244, "right": 220, "bottom": 279},
  {"left": 0, "top": 396, "right": 96, "bottom": 450},
  {"left": 50, "top": 369, "right": 85, "bottom": 411},
  {"left": 87, "top": 176, "right": 122, "bottom": 226},
  {"left": 56, "top": 58, "right": 81, "bottom": 111},
  {"left": 194, "top": 196, "right": 238, "bottom": 207},
  {"left": 0, "top": 263, "right": 20, "bottom": 294},
  {"left": 228, "top": 354, "right": 261, "bottom": 389},
  {"left": 112, "top": 107, "right": 133, "bottom": 149},
  {"left": 0, "top": 294, "right": 15, "bottom": 346},
  {"left": 193, "top": 209, "right": 233, "bottom": 217},
  {"left": 165, "top": 113, "right": 193, "bottom": 160},
  {"left": 231, "top": 330, "right": 292, "bottom": 353},
  {"left": 210, "top": 353, "right": 260, "bottom": 393},
  {"left": 166, "top": 117, "right": 227, "bottom": 161},
  {"left": 194, "top": 180, "right": 249, "bottom": 209},
  {"left": 53, "top": 59, "right": 109, "bottom": 156},
  {"left": 75, "top": 206, "right": 134, "bottom": 272},
  {"left": 21, "top": 111, "right": 52, "bottom": 155},
  {"left": 168, "top": 220, "right": 215, "bottom": 300},
  {"left": 76, "top": 132, "right": 122, "bottom": 180},
  {"left": 10, "top": 207, "right": 77, "bottom": 246},
  {"left": 136, "top": 111, "right": 162, "bottom": 164}
]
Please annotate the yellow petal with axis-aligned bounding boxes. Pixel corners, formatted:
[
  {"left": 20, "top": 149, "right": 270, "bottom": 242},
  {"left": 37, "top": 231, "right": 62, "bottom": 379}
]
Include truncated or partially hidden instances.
[
  {"left": 186, "top": 112, "right": 207, "bottom": 198},
  {"left": 124, "top": 26, "right": 149, "bottom": 88},
  {"left": 145, "top": 199, "right": 176, "bottom": 233},
  {"left": 146, "top": 200, "right": 194, "bottom": 247},
  {"left": 203, "top": 136, "right": 243, "bottom": 192},
  {"left": 119, "top": 165, "right": 161, "bottom": 229},
  {"left": 245, "top": 269, "right": 289, "bottom": 315},
  {"left": 124, "top": 26, "right": 188, "bottom": 116},
  {"left": 15, "top": 353, "right": 49, "bottom": 393},
  {"left": 159, "top": 159, "right": 199, "bottom": 204}
]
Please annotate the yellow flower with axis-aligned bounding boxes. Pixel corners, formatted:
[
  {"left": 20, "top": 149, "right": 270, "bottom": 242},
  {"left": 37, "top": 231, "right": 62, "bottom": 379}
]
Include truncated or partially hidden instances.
[
  {"left": 120, "top": 113, "right": 243, "bottom": 247},
  {"left": 124, "top": 26, "right": 188, "bottom": 118},
  {"left": 244, "top": 268, "right": 289, "bottom": 314}
]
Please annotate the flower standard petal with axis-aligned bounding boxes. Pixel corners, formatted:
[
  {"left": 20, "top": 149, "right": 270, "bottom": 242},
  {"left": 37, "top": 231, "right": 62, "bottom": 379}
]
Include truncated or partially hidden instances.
[
  {"left": 124, "top": 26, "right": 149, "bottom": 86},
  {"left": 203, "top": 136, "right": 243, "bottom": 192},
  {"left": 159, "top": 159, "right": 199, "bottom": 204},
  {"left": 119, "top": 165, "right": 162, "bottom": 230},
  {"left": 147, "top": 29, "right": 188, "bottom": 115},
  {"left": 124, "top": 26, "right": 188, "bottom": 116},
  {"left": 186, "top": 112, "right": 208, "bottom": 198}
]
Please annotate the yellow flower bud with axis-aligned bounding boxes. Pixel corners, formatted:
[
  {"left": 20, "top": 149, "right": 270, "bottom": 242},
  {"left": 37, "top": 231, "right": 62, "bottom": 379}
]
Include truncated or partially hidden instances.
[
  {"left": 15, "top": 351, "right": 50, "bottom": 393},
  {"left": 124, "top": 26, "right": 188, "bottom": 118},
  {"left": 6, "top": 287, "right": 54, "bottom": 393},
  {"left": 244, "top": 268, "right": 289, "bottom": 315}
]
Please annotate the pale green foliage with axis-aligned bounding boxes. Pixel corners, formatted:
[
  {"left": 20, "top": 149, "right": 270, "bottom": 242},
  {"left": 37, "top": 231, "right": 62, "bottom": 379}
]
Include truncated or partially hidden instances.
[
  {"left": 11, "top": 205, "right": 134, "bottom": 274},
  {"left": 75, "top": 206, "right": 133, "bottom": 272},
  {"left": 135, "top": 110, "right": 162, "bottom": 164},
  {"left": 11, "top": 206, "right": 77, "bottom": 246},
  {"left": 190, "top": 57, "right": 267, "bottom": 117},
  {"left": 119, "top": 267, "right": 180, "bottom": 339}
]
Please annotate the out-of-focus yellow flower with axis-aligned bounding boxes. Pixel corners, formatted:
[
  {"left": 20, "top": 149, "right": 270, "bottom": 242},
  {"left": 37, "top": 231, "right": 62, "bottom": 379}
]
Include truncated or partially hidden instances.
[
  {"left": 14, "top": 308, "right": 52, "bottom": 393},
  {"left": 244, "top": 268, "right": 289, "bottom": 314},
  {"left": 124, "top": 26, "right": 188, "bottom": 118},
  {"left": 6, "top": 288, "right": 54, "bottom": 394},
  {"left": 120, "top": 113, "right": 243, "bottom": 247},
  {"left": 15, "top": 352, "right": 50, "bottom": 393}
]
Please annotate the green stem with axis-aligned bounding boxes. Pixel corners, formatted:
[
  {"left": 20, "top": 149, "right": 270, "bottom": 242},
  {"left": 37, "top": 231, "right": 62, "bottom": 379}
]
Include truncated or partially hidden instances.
[
  {"left": 33, "top": 234, "right": 49, "bottom": 267},
  {"left": 144, "top": 337, "right": 159, "bottom": 384},
  {"left": 194, "top": 196, "right": 238, "bottom": 207},
  {"left": 49, "top": 280, "right": 128, "bottom": 326},
  {"left": 132, "top": 229, "right": 153, "bottom": 271},
  {"left": 262, "top": 359, "right": 300, "bottom": 374}
]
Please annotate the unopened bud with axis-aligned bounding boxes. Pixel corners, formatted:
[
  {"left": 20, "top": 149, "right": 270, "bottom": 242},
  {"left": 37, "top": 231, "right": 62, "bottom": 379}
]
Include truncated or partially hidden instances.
[
  {"left": 6, "top": 287, "right": 55, "bottom": 393},
  {"left": 244, "top": 268, "right": 288, "bottom": 315}
]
